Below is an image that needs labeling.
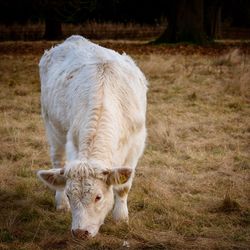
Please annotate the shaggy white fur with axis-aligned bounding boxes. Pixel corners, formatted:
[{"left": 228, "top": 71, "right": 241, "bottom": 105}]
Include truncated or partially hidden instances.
[{"left": 37, "top": 35, "right": 147, "bottom": 238}]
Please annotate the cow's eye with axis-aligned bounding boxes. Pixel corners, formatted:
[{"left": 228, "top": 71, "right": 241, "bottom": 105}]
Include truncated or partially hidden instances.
[{"left": 95, "top": 195, "right": 102, "bottom": 202}]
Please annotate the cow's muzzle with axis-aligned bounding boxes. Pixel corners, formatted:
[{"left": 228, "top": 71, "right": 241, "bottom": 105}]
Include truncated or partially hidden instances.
[{"left": 71, "top": 229, "right": 90, "bottom": 239}]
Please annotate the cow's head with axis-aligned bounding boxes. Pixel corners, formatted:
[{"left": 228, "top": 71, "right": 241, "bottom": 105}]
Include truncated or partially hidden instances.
[{"left": 37, "top": 160, "right": 132, "bottom": 238}]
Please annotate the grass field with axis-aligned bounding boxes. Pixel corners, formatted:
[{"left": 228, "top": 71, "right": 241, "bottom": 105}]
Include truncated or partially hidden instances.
[{"left": 0, "top": 40, "right": 249, "bottom": 249}]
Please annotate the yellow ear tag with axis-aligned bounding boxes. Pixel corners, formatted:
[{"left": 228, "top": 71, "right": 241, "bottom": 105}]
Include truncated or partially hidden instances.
[{"left": 119, "top": 174, "right": 127, "bottom": 184}]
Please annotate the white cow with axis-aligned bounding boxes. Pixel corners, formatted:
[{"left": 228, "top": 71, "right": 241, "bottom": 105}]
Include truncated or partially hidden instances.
[{"left": 37, "top": 35, "right": 147, "bottom": 238}]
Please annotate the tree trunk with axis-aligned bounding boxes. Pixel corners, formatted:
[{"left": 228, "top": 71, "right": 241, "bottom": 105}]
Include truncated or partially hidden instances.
[
  {"left": 43, "top": 17, "right": 62, "bottom": 40},
  {"left": 215, "top": 7, "right": 221, "bottom": 39},
  {"left": 156, "top": 0, "right": 206, "bottom": 44},
  {"left": 205, "top": 1, "right": 222, "bottom": 40}
]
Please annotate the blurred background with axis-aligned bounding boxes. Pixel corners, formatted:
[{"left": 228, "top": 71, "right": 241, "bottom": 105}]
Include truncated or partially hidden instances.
[
  {"left": 0, "top": 1, "right": 250, "bottom": 250},
  {"left": 0, "top": 0, "right": 250, "bottom": 43}
]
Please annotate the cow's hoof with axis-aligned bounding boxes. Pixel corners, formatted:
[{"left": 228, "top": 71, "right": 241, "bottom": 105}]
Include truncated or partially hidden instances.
[
  {"left": 56, "top": 204, "right": 70, "bottom": 212},
  {"left": 112, "top": 205, "right": 129, "bottom": 223},
  {"left": 114, "top": 217, "right": 129, "bottom": 224}
]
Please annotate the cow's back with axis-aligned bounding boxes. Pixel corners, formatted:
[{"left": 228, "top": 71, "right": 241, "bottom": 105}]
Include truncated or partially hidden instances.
[{"left": 39, "top": 36, "right": 147, "bottom": 138}]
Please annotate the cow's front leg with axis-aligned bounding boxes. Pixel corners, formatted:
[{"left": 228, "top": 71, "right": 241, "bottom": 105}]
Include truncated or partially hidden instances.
[
  {"left": 55, "top": 190, "right": 70, "bottom": 212},
  {"left": 113, "top": 185, "right": 130, "bottom": 223},
  {"left": 46, "top": 123, "right": 70, "bottom": 212},
  {"left": 55, "top": 138, "right": 78, "bottom": 212}
]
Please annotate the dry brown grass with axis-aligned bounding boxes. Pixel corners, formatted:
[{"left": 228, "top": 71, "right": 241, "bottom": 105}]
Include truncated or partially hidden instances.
[{"left": 0, "top": 42, "right": 249, "bottom": 249}]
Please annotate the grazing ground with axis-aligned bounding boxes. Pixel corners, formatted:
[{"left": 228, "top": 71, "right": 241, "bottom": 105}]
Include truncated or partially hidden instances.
[{"left": 0, "top": 40, "right": 249, "bottom": 250}]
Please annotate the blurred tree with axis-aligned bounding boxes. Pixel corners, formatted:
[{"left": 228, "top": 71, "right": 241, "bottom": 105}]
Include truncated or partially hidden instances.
[
  {"left": 155, "top": 0, "right": 229, "bottom": 43},
  {"left": 223, "top": 0, "right": 250, "bottom": 27},
  {"left": 156, "top": 0, "right": 206, "bottom": 43},
  {"left": 42, "top": 1, "right": 63, "bottom": 40},
  {"left": 0, "top": 0, "right": 36, "bottom": 24},
  {"left": 0, "top": 0, "right": 250, "bottom": 41},
  {"left": 39, "top": 0, "right": 87, "bottom": 40},
  {"left": 204, "top": 0, "right": 222, "bottom": 39}
]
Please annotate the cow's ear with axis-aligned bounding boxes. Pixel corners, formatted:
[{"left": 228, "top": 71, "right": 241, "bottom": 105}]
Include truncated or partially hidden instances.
[
  {"left": 104, "top": 167, "right": 132, "bottom": 186},
  {"left": 37, "top": 168, "right": 66, "bottom": 190}
]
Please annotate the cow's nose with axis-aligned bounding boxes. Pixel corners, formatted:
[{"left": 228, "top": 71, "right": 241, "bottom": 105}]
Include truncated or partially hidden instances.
[{"left": 71, "top": 229, "right": 90, "bottom": 239}]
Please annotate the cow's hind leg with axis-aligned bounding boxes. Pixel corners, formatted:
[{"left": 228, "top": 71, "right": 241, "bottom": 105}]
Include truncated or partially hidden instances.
[
  {"left": 45, "top": 122, "right": 70, "bottom": 212},
  {"left": 112, "top": 151, "right": 138, "bottom": 222},
  {"left": 113, "top": 179, "right": 133, "bottom": 223},
  {"left": 113, "top": 129, "right": 146, "bottom": 222}
]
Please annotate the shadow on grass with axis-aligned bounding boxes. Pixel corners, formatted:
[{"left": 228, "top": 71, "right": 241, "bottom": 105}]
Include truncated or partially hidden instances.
[{"left": 0, "top": 187, "right": 71, "bottom": 245}]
